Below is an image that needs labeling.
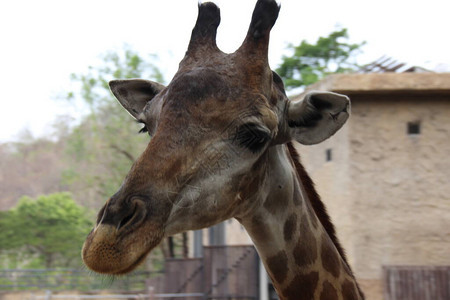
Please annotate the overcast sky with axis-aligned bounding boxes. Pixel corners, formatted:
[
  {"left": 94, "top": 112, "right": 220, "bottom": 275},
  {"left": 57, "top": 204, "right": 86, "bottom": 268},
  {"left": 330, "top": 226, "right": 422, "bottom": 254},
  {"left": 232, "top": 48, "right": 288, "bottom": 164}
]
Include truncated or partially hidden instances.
[{"left": 1, "top": 0, "right": 449, "bottom": 142}]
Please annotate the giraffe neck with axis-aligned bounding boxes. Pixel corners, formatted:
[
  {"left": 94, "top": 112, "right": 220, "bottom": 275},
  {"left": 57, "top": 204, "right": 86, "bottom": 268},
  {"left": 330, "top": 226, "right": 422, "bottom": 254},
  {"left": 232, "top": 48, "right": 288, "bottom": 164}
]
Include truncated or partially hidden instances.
[{"left": 239, "top": 144, "right": 364, "bottom": 300}]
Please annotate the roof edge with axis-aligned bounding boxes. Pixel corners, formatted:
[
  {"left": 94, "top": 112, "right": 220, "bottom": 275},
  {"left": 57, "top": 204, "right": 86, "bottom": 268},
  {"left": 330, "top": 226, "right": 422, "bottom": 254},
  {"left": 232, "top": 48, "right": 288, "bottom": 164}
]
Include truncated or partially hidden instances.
[{"left": 293, "top": 73, "right": 450, "bottom": 100}]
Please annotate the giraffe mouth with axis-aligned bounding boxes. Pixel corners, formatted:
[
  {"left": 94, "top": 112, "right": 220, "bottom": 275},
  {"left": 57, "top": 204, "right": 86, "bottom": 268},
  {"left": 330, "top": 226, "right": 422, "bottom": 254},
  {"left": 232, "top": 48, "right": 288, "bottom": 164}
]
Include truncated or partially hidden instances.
[
  {"left": 109, "top": 250, "right": 150, "bottom": 275},
  {"left": 82, "top": 220, "right": 164, "bottom": 275}
]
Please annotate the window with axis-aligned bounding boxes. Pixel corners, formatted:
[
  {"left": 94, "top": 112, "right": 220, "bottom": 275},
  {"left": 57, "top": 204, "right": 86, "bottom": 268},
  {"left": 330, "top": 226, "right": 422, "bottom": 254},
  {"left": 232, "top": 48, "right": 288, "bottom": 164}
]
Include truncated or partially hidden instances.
[
  {"left": 407, "top": 122, "right": 421, "bottom": 135},
  {"left": 326, "top": 149, "right": 332, "bottom": 162}
]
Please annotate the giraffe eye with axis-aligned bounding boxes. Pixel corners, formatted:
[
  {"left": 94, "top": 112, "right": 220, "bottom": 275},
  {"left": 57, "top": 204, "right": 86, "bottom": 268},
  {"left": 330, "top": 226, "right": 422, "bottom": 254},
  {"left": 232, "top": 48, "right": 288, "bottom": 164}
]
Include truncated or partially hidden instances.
[
  {"left": 138, "top": 125, "right": 148, "bottom": 134},
  {"left": 234, "top": 123, "right": 270, "bottom": 153},
  {"left": 137, "top": 120, "right": 149, "bottom": 135}
]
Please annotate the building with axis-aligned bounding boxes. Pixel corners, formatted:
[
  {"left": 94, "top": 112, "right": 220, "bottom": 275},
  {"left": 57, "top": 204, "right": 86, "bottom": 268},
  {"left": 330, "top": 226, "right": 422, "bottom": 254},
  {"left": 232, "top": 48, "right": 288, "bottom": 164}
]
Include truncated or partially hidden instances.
[{"left": 294, "top": 72, "right": 450, "bottom": 299}]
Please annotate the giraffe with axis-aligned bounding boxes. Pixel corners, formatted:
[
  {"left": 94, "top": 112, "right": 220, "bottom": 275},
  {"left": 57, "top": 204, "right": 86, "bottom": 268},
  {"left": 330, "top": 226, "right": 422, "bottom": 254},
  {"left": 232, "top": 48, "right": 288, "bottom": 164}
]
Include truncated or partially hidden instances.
[{"left": 82, "top": 1, "right": 364, "bottom": 299}]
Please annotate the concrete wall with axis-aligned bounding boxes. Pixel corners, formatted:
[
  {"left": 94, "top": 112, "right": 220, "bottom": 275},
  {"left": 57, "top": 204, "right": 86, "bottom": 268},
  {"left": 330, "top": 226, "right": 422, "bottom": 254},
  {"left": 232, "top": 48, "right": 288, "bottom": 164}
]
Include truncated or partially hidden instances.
[{"left": 350, "top": 95, "right": 450, "bottom": 277}]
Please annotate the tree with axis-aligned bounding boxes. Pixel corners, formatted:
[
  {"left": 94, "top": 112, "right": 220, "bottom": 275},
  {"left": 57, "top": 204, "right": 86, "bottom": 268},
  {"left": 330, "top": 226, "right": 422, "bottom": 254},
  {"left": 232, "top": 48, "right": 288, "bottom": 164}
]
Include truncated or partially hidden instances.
[
  {"left": 276, "top": 28, "right": 365, "bottom": 89},
  {"left": 0, "top": 193, "right": 93, "bottom": 269},
  {"left": 64, "top": 46, "right": 164, "bottom": 207},
  {"left": 0, "top": 132, "right": 71, "bottom": 211}
]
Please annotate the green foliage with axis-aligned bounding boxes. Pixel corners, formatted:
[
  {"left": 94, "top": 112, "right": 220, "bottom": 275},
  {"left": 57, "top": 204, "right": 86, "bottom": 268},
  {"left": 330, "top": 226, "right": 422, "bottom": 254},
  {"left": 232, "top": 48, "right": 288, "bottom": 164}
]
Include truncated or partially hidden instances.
[
  {"left": 0, "top": 193, "right": 93, "bottom": 269},
  {"left": 276, "top": 28, "right": 365, "bottom": 89}
]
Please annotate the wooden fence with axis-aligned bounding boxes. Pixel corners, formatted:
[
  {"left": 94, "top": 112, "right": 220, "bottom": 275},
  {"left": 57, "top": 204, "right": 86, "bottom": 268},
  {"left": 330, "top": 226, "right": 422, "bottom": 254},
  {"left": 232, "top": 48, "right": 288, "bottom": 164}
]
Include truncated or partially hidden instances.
[
  {"left": 148, "top": 245, "right": 259, "bottom": 300},
  {"left": 383, "top": 265, "right": 450, "bottom": 300}
]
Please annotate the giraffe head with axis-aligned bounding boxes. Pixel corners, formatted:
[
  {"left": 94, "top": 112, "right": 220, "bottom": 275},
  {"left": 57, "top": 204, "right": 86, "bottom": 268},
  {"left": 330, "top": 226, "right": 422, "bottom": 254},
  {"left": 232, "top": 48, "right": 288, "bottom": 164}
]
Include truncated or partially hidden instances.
[{"left": 82, "top": 0, "right": 349, "bottom": 275}]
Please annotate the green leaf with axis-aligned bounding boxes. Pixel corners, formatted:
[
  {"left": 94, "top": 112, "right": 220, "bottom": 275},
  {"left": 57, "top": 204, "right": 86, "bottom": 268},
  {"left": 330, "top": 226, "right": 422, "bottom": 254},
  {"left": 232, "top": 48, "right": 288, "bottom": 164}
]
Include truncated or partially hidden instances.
[{"left": 276, "top": 28, "right": 365, "bottom": 89}]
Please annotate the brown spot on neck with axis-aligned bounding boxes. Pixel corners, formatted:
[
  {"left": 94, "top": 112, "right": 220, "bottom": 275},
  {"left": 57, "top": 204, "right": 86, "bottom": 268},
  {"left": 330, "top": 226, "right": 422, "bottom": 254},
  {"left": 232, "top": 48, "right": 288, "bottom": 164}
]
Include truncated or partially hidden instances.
[
  {"left": 320, "top": 281, "right": 339, "bottom": 300},
  {"left": 264, "top": 186, "right": 289, "bottom": 215},
  {"left": 293, "top": 214, "right": 317, "bottom": 267},
  {"left": 282, "top": 271, "right": 319, "bottom": 300},
  {"left": 250, "top": 214, "right": 271, "bottom": 243},
  {"left": 266, "top": 250, "right": 289, "bottom": 284},
  {"left": 321, "top": 234, "right": 341, "bottom": 278},
  {"left": 342, "top": 279, "right": 361, "bottom": 300},
  {"left": 283, "top": 213, "right": 297, "bottom": 242}
]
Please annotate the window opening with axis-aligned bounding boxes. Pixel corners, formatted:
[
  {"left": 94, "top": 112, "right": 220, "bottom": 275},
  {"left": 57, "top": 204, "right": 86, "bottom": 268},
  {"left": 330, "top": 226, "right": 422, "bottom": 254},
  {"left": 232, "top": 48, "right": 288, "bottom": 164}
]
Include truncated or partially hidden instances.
[
  {"left": 326, "top": 149, "right": 332, "bottom": 162},
  {"left": 408, "top": 122, "right": 420, "bottom": 135}
]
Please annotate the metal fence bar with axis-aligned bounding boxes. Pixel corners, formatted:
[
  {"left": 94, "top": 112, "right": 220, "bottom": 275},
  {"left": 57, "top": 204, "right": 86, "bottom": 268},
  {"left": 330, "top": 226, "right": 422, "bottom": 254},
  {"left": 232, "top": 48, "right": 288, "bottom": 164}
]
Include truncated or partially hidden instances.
[
  {"left": 36, "top": 295, "right": 144, "bottom": 299},
  {"left": 33, "top": 293, "right": 205, "bottom": 299},
  {"left": 153, "top": 293, "right": 204, "bottom": 298}
]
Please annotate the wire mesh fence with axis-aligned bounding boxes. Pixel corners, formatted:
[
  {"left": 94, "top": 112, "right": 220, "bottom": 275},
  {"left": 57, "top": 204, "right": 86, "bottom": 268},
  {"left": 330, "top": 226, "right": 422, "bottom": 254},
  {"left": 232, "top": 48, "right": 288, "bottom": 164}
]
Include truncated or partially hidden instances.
[{"left": 0, "top": 269, "right": 157, "bottom": 292}]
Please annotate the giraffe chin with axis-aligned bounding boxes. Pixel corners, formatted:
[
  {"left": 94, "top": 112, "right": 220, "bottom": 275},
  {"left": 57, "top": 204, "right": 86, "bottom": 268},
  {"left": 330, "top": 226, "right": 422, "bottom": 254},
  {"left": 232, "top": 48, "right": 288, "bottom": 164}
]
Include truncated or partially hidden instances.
[{"left": 82, "top": 223, "right": 164, "bottom": 275}]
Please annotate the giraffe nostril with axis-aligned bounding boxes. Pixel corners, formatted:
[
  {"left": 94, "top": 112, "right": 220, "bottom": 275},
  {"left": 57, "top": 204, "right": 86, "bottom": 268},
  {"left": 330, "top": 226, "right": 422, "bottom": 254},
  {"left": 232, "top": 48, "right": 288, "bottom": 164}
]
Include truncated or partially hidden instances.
[
  {"left": 117, "top": 211, "right": 135, "bottom": 230},
  {"left": 116, "top": 199, "right": 146, "bottom": 231},
  {"left": 117, "top": 208, "right": 136, "bottom": 231}
]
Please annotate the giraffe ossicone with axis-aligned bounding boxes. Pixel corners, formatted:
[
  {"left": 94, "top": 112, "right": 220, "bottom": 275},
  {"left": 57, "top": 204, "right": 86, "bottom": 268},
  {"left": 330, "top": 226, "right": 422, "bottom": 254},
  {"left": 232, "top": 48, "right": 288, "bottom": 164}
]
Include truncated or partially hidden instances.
[{"left": 82, "top": 1, "right": 364, "bottom": 299}]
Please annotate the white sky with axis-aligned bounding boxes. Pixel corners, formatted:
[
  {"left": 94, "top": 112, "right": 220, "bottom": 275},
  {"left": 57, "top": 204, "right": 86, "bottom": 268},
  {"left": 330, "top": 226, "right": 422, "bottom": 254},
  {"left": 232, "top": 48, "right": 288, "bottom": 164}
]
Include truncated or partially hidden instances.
[{"left": 1, "top": 0, "right": 449, "bottom": 142}]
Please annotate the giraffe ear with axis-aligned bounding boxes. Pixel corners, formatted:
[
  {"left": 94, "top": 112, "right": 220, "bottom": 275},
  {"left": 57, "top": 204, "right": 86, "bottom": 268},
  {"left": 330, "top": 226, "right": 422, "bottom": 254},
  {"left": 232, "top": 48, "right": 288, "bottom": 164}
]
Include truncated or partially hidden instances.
[
  {"left": 287, "top": 91, "right": 350, "bottom": 145},
  {"left": 109, "top": 79, "right": 165, "bottom": 119}
]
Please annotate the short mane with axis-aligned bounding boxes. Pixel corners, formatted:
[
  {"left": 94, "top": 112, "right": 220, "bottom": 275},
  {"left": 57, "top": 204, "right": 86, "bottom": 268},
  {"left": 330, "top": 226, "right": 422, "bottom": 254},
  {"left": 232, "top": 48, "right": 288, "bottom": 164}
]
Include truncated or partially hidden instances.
[
  {"left": 286, "top": 142, "right": 351, "bottom": 271},
  {"left": 287, "top": 142, "right": 365, "bottom": 298}
]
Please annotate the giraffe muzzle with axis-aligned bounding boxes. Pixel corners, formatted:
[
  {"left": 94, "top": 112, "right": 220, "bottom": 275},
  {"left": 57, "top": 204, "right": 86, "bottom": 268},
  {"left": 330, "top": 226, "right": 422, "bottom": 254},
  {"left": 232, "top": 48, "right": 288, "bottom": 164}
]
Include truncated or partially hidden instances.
[{"left": 82, "top": 198, "right": 165, "bottom": 275}]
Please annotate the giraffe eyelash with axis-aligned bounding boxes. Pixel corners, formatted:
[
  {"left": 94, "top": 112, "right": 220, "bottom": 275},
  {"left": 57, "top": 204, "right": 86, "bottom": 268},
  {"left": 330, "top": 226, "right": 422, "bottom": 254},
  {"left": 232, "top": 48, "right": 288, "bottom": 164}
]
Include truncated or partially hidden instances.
[
  {"left": 138, "top": 126, "right": 148, "bottom": 134},
  {"left": 234, "top": 123, "right": 270, "bottom": 153},
  {"left": 136, "top": 120, "right": 148, "bottom": 134}
]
